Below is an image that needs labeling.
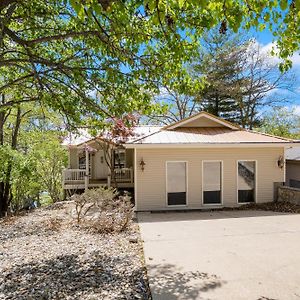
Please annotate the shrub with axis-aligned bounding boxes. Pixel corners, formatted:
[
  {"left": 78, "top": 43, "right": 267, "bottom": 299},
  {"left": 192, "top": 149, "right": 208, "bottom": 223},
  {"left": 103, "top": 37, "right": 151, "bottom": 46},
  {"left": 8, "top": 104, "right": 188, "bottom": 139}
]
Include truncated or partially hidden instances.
[{"left": 71, "top": 188, "right": 133, "bottom": 233}]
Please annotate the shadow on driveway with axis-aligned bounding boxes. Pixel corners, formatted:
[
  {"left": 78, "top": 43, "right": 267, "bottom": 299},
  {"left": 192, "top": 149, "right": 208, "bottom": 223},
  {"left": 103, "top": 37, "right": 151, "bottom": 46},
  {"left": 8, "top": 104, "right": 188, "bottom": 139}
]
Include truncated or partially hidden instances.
[{"left": 147, "top": 263, "right": 225, "bottom": 300}]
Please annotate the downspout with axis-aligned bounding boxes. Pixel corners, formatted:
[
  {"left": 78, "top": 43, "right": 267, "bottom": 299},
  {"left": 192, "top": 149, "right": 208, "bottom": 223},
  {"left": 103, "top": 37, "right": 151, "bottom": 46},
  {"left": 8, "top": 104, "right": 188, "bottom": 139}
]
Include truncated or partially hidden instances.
[
  {"left": 134, "top": 147, "right": 137, "bottom": 211},
  {"left": 85, "top": 146, "right": 89, "bottom": 192}
]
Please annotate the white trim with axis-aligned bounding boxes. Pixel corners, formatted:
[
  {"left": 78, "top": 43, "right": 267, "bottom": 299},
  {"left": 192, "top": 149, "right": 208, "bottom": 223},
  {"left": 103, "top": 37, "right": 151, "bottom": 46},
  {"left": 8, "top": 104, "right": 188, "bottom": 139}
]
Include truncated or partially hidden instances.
[
  {"left": 201, "top": 160, "right": 223, "bottom": 206},
  {"left": 165, "top": 161, "right": 188, "bottom": 207},
  {"left": 124, "top": 143, "right": 292, "bottom": 149},
  {"left": 283, "top": 148, "right": 286, "bottom": 183},
  {"left": 134, "top": 148, "right": 137, "bottom": 211},
  {"left": 236, "top": 160, "right": 258, "bottom": 205},
  {"left": 166, "top": 112, "right": 239, "bottom": 130}
]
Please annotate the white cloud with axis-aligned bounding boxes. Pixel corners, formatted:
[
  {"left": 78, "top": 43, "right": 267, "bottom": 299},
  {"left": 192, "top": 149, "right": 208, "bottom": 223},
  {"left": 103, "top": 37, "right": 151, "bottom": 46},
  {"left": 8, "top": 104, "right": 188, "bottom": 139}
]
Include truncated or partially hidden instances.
[
  {"left": 292, "top": 105, "right": 300, "bottom": 116},
  {"left": 260, "top": 42, "right": 300, "bottom": 66},
  {"left": 282, "top": 104, "right": 300, "bottom": 116}
]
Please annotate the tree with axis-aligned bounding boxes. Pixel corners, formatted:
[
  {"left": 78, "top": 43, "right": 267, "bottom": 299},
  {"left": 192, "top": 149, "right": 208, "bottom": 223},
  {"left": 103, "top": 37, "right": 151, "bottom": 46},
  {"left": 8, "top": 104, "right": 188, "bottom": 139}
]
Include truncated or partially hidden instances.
[
  {"left": 32, "top": 132, "right": 68, "bottom": 203},
  {"left": 193, "top": 31, "right": 295, "bottom": 128},
  {"left": 193, "top": 31, "right": 247, "bottom": 123},
  {"left": 146, "top": 86, "right": 202, "bottom": 125},
  {"left": 0, "top": 100, "right": 67, "bottom": 215},
  {"left": 233, "top": 41, "right": 295, "bottom": 129},
  {"left": 0, "top": 0, "right": 162, "bottom": 128},
  {"left": 92, "top": 113, "right": 138, "bottom": 187},
  {"left": 1, "top": 0, "right": 300, "bottom": 215},
  {"left": 70, "top": 0, "right": 300, "bottom": 72},
  {"left": 150, "top": 30, "right": 295, "bottom": 127},
  {"left": 1, "top": 0, "right": 300, "bottom": 121},
  {"left": 259, "top": 107, "right": 300, "bottom": 139}
]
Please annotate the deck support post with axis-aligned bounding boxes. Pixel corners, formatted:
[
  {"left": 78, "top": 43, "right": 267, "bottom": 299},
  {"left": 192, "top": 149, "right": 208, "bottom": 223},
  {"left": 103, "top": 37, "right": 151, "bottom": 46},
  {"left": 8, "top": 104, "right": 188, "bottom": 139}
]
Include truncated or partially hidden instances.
[
  {"left": 107, "top": 173, "right": 111, "bottom": 187},
  {"left": 85, "top": 147, "right": 89, "bottom": 192}
]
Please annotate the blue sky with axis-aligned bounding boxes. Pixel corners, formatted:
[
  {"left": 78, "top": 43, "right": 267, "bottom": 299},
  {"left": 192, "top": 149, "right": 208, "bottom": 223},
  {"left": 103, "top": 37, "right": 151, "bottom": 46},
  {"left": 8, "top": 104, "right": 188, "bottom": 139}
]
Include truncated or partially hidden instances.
[{"left": 253, "top": 28, "right": 300, "bottom": 114}]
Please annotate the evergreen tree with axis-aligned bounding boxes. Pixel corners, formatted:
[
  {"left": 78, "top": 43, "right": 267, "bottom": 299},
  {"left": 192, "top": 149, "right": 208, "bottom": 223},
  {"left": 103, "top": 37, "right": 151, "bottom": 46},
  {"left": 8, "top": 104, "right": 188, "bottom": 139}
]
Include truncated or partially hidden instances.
[{"left": 193, "top": 31, "right": 247, "bottom": 123}]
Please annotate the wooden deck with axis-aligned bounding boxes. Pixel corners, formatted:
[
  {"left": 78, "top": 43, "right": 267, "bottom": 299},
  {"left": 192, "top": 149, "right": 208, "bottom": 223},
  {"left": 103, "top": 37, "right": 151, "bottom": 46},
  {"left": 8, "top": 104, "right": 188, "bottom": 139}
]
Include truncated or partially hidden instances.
[
  {"left": 63, "top": 168, "right": 134, "bottom": 190},
  {"left": 63, "top": 179, "right": 134, "bottom": 190}
]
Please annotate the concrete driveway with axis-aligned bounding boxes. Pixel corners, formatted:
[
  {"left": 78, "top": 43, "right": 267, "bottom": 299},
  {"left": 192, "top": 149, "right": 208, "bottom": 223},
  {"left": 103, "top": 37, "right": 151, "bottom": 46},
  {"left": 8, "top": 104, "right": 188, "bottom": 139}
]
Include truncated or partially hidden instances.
[{"left": 138, "top": 210, "right": 300, "bottom": 300}]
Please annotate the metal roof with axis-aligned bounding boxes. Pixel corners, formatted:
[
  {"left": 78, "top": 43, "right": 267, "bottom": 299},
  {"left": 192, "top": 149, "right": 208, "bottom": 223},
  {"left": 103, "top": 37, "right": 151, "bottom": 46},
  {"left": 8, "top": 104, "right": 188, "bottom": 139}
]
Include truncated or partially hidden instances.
[
  {"left": 62, "top": 126, "right": 161, "bottom": 146},
  {"left": 62, "top": 112, "right": 297, "bottom": 148},
  {"left": 128, "top": 127, "right": 293, "bottom": 145},
  {"left": 286, "top": 147, "right": 300, "bottom": 160}
]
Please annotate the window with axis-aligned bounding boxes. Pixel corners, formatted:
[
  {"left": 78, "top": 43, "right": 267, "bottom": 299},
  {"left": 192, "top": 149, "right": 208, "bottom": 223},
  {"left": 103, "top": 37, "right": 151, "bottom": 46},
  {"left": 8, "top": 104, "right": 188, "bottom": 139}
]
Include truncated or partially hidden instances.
[
  {"left": 166, "top": 162, "right": 187, "bottom": 206},
  {"left": 114, "top": 149, "right": 126, "bottom": 168},
  {"left": 238, "top": 161, "right": 256, "bottom": 203},
  {"left": 78, "top": 152, "right": 92, "bottom": 178},
  {"left": 78, "top": 152, "right": 92, "bottom": 170},
  {"left": 203, "top": 161, "right": 222, "bottom": 204},
  {"left": 290, "top": 179, "right": 300, "bottom": 189}
]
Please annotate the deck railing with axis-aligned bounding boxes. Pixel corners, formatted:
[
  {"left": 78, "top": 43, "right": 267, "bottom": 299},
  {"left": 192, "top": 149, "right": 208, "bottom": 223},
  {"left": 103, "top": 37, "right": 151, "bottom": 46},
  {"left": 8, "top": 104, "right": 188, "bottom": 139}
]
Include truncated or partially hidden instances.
[
  {"left": 63, "top": 167, "right": 133, "bottom": 187},
  {"left": 113, "top": 167, "right": 133, "bottom": 183},
  {"left": 63, "top": 169, "right": 85, "bottom": 182}
]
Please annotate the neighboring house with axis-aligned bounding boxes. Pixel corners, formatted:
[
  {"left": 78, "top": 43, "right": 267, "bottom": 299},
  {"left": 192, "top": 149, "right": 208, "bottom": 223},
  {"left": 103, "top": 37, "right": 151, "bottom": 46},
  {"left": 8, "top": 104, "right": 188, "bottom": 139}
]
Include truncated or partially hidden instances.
[
  {"left": 63, "top": 112, "right": 299, "bottom": 210},
  {"left": 285, "top": 147, "right": 300, "bottom": 188}
]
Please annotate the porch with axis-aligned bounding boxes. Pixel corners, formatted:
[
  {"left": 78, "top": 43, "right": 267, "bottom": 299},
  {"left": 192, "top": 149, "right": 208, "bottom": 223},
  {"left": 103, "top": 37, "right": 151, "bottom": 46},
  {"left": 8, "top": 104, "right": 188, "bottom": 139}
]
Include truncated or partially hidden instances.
[{"left": 62, "top": 167, "right": 134, "bottom": 190}]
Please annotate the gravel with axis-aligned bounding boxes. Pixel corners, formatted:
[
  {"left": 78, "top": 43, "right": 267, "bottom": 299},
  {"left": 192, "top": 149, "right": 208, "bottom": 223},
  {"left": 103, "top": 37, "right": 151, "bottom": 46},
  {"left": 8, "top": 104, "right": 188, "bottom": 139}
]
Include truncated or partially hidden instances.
[
  {"left": 235, "top": 201, "right": 300, "bottom": 213},
  {"left": 0, "top": 203, "right": 151, "bottom": 300}
]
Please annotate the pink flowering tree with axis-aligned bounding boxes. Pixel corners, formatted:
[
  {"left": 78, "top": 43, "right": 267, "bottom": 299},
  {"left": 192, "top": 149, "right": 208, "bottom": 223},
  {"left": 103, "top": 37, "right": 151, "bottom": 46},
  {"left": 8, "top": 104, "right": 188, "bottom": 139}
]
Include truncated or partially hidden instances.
[{"left": 96, "top": 113, "right": 139, "bottom": 186}]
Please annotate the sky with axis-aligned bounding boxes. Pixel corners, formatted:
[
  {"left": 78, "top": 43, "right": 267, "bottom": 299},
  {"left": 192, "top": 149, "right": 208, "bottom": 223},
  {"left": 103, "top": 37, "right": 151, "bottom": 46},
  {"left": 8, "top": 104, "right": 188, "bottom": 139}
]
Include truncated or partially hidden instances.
[{"left": 253, "top": 28, "right": 300, "bottom": 115}]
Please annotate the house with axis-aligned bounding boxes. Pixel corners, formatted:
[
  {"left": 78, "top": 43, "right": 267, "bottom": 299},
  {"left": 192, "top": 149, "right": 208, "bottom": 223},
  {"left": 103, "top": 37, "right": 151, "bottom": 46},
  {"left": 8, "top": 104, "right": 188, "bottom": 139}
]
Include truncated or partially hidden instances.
[
  {"left": 285, "top": 147, "right": 300, "bottom": 188},
  {"left": 63, "top": 112, "right": 299, "bottom": 210}
]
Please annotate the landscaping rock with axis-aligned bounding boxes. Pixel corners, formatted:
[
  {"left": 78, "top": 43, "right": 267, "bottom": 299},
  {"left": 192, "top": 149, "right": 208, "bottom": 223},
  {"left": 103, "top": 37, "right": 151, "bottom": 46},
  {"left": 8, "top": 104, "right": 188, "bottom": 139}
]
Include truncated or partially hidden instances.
[{"left": 0, "top": 204, "right": 151, "bottom": 300}]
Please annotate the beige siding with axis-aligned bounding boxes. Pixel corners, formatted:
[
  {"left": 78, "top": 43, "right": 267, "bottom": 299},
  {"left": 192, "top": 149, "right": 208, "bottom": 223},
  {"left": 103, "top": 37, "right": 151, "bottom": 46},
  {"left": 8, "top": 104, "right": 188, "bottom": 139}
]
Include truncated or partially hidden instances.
[
  {"left": 180, "top": 117, "right": 226, "bottom": 128},
  {"left": 135, "top": 147, "right": 284, "bottom": 211},
  {"left": 69, "top": 148, "right": 78, "bottom": 169},
  {"left": 286, "top": 161, "right": 300, "bottom": 186},
  {"left": 93, "top": 150, "right": 109, "bottom": 179}
]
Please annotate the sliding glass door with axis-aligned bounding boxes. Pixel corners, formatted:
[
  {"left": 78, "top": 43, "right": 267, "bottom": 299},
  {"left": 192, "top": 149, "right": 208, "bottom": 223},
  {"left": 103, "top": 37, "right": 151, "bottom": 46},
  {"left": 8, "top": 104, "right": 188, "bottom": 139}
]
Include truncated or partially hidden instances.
[
  {"left": 238, "top": 161, "right": 256, "bottom": 203},
  {"left": 166, "top": 162, "right": 187, "bottom": 206}
]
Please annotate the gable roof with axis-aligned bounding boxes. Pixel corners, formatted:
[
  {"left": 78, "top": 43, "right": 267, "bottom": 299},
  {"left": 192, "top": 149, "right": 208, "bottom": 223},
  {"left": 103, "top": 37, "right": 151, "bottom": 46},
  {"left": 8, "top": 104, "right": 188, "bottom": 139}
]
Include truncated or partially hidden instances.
[
  {"left": 126, "top": 112, "right": 298, "bottom": 147},
  {"left": 127, "top": 127, "right": 293, "bottom": 146},
  {"left": 163, "top": 111, "right": 240, "bottom": 130},
  {"left": 63, "top": 112, "right": 299, "bottom": 148}
]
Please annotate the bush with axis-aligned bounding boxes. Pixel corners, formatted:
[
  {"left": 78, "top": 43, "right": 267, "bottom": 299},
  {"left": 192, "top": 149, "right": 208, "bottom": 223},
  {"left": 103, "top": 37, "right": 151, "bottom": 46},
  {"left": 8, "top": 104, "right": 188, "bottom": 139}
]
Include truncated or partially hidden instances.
[{"left": 71, "top": 187, "right": 133, "bottom": 233}]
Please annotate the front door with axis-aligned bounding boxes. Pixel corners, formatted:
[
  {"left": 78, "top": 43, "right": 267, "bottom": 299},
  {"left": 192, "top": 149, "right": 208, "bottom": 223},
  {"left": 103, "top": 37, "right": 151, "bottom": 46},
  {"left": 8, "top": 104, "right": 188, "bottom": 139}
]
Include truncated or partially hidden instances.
[{"left": 94, "top": 150, "right": 109, "bottom": 179}]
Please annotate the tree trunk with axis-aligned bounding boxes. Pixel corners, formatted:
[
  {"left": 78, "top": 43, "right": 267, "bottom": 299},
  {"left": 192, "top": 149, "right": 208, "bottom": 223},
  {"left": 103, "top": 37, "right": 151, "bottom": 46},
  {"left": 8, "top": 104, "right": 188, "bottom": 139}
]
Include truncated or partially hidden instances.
[
  {"left": 0, "top": 95, "right": 6, "bottom": 216},
  {"left": 0, "top": 105, "right": 22, "bottom": 216}
]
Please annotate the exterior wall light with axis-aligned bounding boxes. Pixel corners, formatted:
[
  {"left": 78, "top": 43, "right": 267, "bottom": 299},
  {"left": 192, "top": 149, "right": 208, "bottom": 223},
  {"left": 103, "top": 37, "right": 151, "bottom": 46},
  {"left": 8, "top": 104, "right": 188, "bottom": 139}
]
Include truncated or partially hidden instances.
[
  {"left": 277, "top": 155, "right": 284, "bottom": 169},
  {"left": 140, "top": 158, "right": 146, "bottom": 171}
]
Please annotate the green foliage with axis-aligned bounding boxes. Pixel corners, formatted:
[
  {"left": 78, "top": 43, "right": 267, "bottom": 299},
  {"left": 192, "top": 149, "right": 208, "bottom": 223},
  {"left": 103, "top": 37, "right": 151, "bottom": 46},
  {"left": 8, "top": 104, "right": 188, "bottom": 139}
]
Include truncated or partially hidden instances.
[
  {"left": 0, "top": 131, "right": 67, "bottom": 211},
  {"left": 191, "top": 30, "right": 294, "bottom": 128},
  {"left": 193, "top": 30, "right": 246, "bottom": 123},
  {"left": 258, "top": 107, "right": 300, "bottom": 139},
  {"left": 1, "top": 0, "right": 300, "bottom": 132},
  {"left": 31, "top": 132, "right": 68, "bottom": 203},
  {"left": 0, "top": 99, "right": 67, "bottom": 213}
]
